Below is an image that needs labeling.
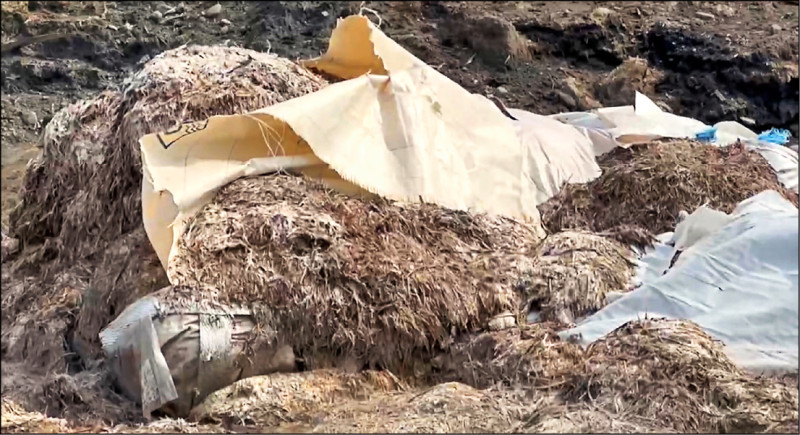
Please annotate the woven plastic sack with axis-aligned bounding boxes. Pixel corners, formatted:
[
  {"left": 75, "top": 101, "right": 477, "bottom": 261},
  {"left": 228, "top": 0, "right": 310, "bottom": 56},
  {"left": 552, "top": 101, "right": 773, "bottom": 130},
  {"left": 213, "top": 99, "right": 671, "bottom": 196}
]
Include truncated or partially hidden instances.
[{"left": 99, "top": 286, "right": 295, "bottom": 417}]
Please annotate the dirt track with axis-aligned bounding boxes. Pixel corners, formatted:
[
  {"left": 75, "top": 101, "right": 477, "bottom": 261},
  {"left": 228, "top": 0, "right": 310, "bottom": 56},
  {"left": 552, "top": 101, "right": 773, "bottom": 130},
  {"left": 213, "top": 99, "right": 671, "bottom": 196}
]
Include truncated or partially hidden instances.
[{"left": 1, "top": 1, "right": 799, "bottom": 433}]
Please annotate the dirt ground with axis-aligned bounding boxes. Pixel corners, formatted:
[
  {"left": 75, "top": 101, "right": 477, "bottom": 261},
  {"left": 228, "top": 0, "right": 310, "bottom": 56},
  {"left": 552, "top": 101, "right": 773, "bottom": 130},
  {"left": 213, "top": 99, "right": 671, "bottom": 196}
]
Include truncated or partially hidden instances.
[{"left": 1, "top": 1, "right": 799, "bottom": 433}]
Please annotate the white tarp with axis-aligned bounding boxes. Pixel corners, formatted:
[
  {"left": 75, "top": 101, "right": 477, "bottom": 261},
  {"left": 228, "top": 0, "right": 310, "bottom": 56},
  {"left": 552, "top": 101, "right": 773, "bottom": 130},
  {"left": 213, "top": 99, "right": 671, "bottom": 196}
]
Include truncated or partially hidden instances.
[
  {"left": 561, "top": 190, "right": 799, "bottom": 373},
  {"left": 746, "top": 143, "right": 799, "bottom": 193},
  {"left": 507, "top": 108, "right": 601, "bottom": 204}
]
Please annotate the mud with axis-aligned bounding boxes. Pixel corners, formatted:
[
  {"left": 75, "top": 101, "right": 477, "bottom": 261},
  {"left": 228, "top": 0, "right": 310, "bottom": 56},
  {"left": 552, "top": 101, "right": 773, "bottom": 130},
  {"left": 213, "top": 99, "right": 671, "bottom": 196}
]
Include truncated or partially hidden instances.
[{"left": 1, "top": 0, "right": 798, "bottom": 432}]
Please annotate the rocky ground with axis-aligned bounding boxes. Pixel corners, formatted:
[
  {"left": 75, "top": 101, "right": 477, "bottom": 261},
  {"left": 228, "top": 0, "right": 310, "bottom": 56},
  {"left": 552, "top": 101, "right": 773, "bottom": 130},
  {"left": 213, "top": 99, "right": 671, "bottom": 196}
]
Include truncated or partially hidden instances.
[{"left": 1, "top": 1, "right": 798, "bottom": 433}]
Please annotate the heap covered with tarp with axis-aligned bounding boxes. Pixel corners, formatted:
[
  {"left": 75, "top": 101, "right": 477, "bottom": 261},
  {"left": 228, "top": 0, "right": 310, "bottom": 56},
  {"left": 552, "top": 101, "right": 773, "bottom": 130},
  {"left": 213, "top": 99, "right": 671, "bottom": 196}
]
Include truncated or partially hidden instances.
[
  {"left": 564, "top": 190, "right": 799, "bottom": 373},
  {"left": 99, "top": 15, "right": 620, "bottom": 417},
  {"left": 537, "top": 86, "right": 800, "bottom": 375},
  {"left": 93, "top": 13, "right": 800, "bottom": 424},
  {"left": 550, "top": 91, "right": 799, "bottom": 194},
  {"left": 104, "top": 173, "right": 543, "bottom": 416},
  {"left": 1, "top": 8, "right": 791, "bottom": 432},
  {"left": 540, "top": 138, "right": 798, "bottom": 245},
  {"left": 138, "top": 15, "right": 607, "bottom": 271},
  {"left": 2, "top": 44, "right": 329, "bottom": 374}
]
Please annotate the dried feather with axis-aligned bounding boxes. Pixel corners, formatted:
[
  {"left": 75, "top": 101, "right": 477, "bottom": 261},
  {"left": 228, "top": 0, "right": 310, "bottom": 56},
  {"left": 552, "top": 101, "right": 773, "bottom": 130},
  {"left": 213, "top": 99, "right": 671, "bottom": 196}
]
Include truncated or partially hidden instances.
[
  {"left": 169, "top": 173, "right": 543, "bottom": 374},
  {"left": 540, "top": 139, "right": 799, "bottom": 245}
]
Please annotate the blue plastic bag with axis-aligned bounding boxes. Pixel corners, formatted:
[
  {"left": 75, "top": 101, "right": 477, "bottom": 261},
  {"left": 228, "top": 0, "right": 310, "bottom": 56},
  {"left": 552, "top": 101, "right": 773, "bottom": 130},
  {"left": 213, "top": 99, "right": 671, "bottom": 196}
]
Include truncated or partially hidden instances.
[
  {"left": 757, "top": 128, "right": 791, "bottom": 145},
  {"left": 695, "top": 127, "right": 717, "bottom": 143}
]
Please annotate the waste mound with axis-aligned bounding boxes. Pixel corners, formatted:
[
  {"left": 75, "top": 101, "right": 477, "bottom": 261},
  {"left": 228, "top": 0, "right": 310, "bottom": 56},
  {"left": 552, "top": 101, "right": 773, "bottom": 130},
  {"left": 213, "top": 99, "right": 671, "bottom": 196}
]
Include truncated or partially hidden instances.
[
  {"left": 515, "top": 231, "right": 636, "bottom": 325},
  {"left": 168, "top": 173, "right": 542, "bottom": 375},
  {"left": 10, "top": 44, "right": 327, "bottom": 255},
  {"left": 154, "top": 318, "right": 799, "bottom": 433},
  {"left": 193, "top": 371, "right": 538, "bottom": 433},
  {"left": 3, "top": 8, "right": 798, "bottom": 434},
  {"left": 564, "top": 190, "right": 799, "bottom": 373},
  {"left": 563, "top": 318, "right": 800, "bottom": 433},
  {"left": 539, "top": 139, "right": 799, "bottom": 244},
  {"left": 2, "top": 45, "right": 328, "bottom": 370},
  {"left": 431, "top": 325, "right": 584, "bottom": 389},
  {"left": 0, "top": 361, "right": 138, "bottom": 431}
]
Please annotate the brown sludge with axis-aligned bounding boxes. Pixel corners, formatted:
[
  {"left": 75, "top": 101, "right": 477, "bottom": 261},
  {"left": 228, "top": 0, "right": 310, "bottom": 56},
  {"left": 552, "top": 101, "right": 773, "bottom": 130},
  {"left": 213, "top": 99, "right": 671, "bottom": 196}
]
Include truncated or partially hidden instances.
[
  {"left": 539, "top": 139, "right": 800, "bottom": 246},
  {"left": 169, "top": 173, "right": 543, "bottom": 375}
]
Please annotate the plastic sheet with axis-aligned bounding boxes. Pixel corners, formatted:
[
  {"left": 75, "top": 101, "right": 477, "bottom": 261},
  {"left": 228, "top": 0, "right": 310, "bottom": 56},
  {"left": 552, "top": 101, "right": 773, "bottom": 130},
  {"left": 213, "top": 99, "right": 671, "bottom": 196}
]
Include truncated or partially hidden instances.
[
  {"left": 141, "top": 15, "right": 610, "bottom": 271},
  {"left": 100, "top": 287, "right": 294, "bottom": 417},
  {"left": 561, "top": 191, "right": 799, "bottom": 374},
  {"left": 695, "top": 127, "right": 717, "bottom": 142},
  {"left": 757, "top": 128, "right": 792, "bottom": 145}
]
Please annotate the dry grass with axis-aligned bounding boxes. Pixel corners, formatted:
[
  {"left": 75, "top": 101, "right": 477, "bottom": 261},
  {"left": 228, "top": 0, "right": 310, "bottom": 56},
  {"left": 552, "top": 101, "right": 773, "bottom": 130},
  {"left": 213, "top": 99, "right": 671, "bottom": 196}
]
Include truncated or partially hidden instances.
[
  {"left": 190, "top": 370, "right": 546, "bottom": 433},
  {"left": 1, "top": 227, "right": 167, "bottom": 370},
  {"left": 1, "top": 258, "right": 89, "bottom": 374},
  {"left": 10, "top": 45, "right": 327, "bottom": 255},
  {"left": 71, "top": 228, "right": 169, "bottom": 361},
  {"left": 10, "top": 90, "right": 125, "bottom": 254},
  {"left": 0, "top": 362, "right": 140, "bottom": 431},
  {"left": 431, "top": 325, "right": 585, "bottom": 390},
  {"left": 190, "top": 370, "right": 410, "bottom": 430},
  {"left": 2, "top": 37, "right": 795, "bottom": 435},
  {"left": 1, "top": 400, "right": 73, "bottom": 434},
  {"left": 562, "top": 318, "right": 800, "bottom": 433},
  {"left": 3, "top": 46, "right": 327, "bottom": 369},
  {"left": 155, "top": 318, "right": 799, "bottom": 434},
  {"left": 1, "top": 398, "right": 219, "bottom": 434},
  {"left": 539, "top": 139, "right": 800, "bottom": 246},
  {"left": 4, "top": 319, "right": 796, "bottom": 433},
  {"left": 0, "top": 1, "right": 27, "bottom": 14},
  {"left": 1, "top": 227, "right": 19, "bottom": 262},
  {"left": 594, "top": 58, "right": 664, "bottom": 107},
  {"left": 169, "top": 173, "right": 543, "bottom": 375},
  {"left": 515, "top": 231, "right": 636, "bottom": 325}
]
